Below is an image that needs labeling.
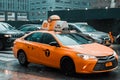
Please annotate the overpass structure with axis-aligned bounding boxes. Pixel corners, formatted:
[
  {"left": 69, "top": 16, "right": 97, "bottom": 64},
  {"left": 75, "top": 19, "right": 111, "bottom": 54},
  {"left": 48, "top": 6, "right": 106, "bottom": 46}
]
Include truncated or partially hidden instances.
[
  {"left": 48, "top": 8, "right": 120, "bottom": 22},
  {"left": 48, "top": 8, "right": 120, "bottom": 36}
]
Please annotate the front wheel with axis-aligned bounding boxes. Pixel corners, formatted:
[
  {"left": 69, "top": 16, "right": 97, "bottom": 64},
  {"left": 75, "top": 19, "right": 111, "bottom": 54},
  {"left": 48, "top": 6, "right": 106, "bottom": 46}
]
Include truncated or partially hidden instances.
[
  {"left": 60, "top": 57, "right": 75, "bottom": 76},
  {"left": 18, "top": 51, "right": 29, "bottom": 66}
]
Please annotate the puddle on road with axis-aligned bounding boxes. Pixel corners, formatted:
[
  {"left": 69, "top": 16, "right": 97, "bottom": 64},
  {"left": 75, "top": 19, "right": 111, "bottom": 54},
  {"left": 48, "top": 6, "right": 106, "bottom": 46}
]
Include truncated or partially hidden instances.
[{"left": 0, "top": 69, "right": 54, "bottom": 80}]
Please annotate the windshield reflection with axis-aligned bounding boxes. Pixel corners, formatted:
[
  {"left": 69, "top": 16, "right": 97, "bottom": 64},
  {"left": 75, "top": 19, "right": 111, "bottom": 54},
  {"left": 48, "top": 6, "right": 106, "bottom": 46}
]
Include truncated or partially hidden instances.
[
  {"left": 56, "top": 33, "right": 92, "bottom": 46},
  {"left": 0, "top": 23, "right": 15, "bottom": 31}
]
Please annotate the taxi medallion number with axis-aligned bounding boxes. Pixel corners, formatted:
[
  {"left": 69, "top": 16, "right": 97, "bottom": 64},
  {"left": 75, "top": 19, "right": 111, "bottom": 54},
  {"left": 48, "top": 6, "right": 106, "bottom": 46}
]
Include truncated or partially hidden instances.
[{"left": 105, "top": 62, "right": 112, "bottom": 67}]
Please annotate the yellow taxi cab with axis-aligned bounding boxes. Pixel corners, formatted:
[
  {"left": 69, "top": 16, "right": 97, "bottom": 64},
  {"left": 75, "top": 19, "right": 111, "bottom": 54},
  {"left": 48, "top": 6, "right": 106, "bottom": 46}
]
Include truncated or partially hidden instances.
[{"left": 12, "top": 15, "right": 118, "bottom": 75}]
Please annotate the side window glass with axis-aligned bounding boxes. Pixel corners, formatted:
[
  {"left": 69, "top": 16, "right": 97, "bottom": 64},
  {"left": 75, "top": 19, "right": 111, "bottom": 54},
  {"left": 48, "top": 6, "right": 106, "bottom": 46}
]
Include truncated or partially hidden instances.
[
  {"left": 25, "top": 32, "right": 43, "bottom": 42},
  {"left": 68, "top": 25, "right": 73, "bottom": 30},
  {"left": 68, "top": 25, "right": 79, "bottom": 32},
  {"left": 41, "top": 33, "right": 56, "bottom": 44},
  {"left": 74, "top": 27, "right": 80, "bottom": 32},
  {"left": 20, "top": 27, "right": 29, "bottom": 31}
]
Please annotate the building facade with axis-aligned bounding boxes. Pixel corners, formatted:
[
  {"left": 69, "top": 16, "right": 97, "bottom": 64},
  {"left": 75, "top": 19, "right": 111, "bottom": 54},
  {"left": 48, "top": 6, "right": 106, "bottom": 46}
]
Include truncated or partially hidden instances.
[
  {"left": 28, "top": 0, "right": 92, "bottom": 21},
  {"left": 91, "top": 0, "right": 120, "bottom": 9},
  {"left": 0, "top": 0, "right": 29, "bottom": 21},
  {"left": 0, "top": 0, "right": 120, "bottom": 21}
]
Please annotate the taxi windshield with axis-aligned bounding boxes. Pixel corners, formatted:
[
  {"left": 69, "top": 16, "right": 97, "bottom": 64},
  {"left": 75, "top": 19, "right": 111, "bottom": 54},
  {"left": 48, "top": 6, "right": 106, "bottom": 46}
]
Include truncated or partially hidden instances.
[{"left": 56, "top": 33, "right": 92, "bottom": 46}]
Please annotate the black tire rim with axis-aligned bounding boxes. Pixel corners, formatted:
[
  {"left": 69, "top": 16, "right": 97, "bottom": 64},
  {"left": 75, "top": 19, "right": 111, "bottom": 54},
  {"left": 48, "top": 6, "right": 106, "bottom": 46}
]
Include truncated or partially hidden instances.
[{"left": 18, "top": 52, "right": 26, "bottom": 64}]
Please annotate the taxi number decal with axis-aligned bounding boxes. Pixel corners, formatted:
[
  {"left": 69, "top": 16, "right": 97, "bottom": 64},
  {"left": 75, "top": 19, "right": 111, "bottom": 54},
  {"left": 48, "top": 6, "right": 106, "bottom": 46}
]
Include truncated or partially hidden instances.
[
  {"left": 105, "top": 62, "right": 112, "bottom": 67},
  {"left": 45, "top": 49, "right": 50, "bottom": 57}
]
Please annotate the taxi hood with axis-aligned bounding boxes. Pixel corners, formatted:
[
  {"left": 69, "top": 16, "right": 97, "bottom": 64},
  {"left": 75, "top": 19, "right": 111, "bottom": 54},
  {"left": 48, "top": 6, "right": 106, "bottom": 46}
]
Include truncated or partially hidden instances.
[{"left": 67, "top": 43, "right": 114, "bottom": 56}]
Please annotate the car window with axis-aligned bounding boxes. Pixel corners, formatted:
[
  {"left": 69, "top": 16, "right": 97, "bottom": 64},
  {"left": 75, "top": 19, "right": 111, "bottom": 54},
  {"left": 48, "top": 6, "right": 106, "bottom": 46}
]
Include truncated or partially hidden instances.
[
  {"left": 20, "top": 27, "right": 30, "bottom": 31},
  {"left": 0, "top": 23, "right": 7, "bottom": 31},
  {"left": 2, "top": 23, "right": 14, "bottom": 30},
  {"left": 68, "top": 25, "right": 80, "bottom": 32},
  {"left": 29, "top": 27, "right": 39, "bottom": 31},
  {"left": 41, "top": 33, "right": 57, "bottom": 44},
  {"left": 75, "top": 24, "right": 96, "bottom": 32},
  {"left": 24, "top": 32, "right": 43, "bottom": 42},
  {"left": 0, "top": 23, "right": 14, "bottom": 31}
]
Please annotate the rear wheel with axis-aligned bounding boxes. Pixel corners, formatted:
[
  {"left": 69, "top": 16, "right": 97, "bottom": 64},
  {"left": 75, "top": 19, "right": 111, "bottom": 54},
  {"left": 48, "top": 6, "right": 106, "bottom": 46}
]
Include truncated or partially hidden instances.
[
  {"left": 60, "top": 57, "right": 75, "bottom": 76},
  {"left": 18, "top": 51, "right": 29, "bottom": 66}
]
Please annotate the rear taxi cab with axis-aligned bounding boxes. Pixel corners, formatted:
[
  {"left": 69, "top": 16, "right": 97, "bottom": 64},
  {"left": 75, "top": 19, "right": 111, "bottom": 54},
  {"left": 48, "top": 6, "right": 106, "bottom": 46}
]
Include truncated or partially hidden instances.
[{"left": 12, "top": 15, "right": 118, "bottom": 75}]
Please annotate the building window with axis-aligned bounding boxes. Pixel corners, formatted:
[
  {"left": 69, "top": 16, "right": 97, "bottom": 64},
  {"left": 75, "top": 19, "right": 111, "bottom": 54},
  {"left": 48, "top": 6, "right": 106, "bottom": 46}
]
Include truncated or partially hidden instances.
[
  {"left": 55, "top": 7, "right": 63, "bottom": 9},
  {"left": 36, "top": 2, "right": 40, "bottom": 4},
  {"left": 74, "top": 1, "right": 80, "bottom": 5},
  {"left": 31, "top": 3, "right": 35, "bottom": 5},
  {"left": 37, "top": 7, "right": 40, "bottom": 10},
  {"left": 42, "top": 0, "right": 46, "bottom": 3},
  {"left": 0, "top": 12, "right": 4, "bottom": 15},
  {"left": 0, "top": 3, "right": 2, "bottom": 8},
  {"left": 55, "top": 0, "right": 61, "bottom": 2},
  {"left": 31, "top": 8, "right": 35, "bottom": 10},
  {"left": 31, "top": 12, "right": 35, "bottom": 16},
  {"left": 64, "top": 0, "right": 71, "bottom": 4},
  {"left": 37, "top": 12, "right": 40, "bottom": 15},
  {"left": 42, "top": 7, "right": 46, "bottom": 10},
  {"left": 82, "top": 2, "right": 88, "bottom": 6},
  {"left": 8, "top": 12, "right": 12, "bottom": 16}
]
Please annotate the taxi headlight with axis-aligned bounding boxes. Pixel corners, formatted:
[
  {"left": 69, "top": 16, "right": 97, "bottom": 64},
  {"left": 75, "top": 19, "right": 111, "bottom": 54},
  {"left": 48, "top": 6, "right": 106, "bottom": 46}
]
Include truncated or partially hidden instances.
[
  {"left": 77, "top": 54, "right": 97, "bottom": 60},
  {"left": 4, "top": 34, "right": 12, "bottom": 37}
]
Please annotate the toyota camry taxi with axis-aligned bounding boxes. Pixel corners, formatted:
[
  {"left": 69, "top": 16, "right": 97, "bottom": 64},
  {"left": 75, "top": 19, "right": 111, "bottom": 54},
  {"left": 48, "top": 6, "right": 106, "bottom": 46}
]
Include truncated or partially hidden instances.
[{"left": 13, "top": 15, "right": 118, "bottom": 75}]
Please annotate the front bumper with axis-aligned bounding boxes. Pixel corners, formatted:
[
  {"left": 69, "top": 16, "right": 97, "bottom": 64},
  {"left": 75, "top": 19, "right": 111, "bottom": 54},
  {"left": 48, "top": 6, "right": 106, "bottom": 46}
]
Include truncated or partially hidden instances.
[
  {"left": 93, "top": 55, "right": 118, "bottom": 71},
  {"left": 75, "top": 55, "right": 118, "bottom": 73}
]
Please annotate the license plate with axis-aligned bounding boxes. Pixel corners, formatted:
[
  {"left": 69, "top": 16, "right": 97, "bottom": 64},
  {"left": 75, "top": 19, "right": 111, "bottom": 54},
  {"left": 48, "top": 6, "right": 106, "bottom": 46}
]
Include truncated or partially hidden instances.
[{"left": 105, "top": 62, "right": 112, "bottom": 67}]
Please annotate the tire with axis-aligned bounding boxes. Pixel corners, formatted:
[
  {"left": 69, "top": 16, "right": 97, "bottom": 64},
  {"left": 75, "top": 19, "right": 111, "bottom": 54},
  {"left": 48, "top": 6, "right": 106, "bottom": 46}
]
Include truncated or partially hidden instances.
[
  {"left": 60, "top": 57, "right": 75, "bottom": 76},
  {"left": 18, "top": 51, "right": 29, "bottom": 67},
  {"left": 0, "top": 40, "right": 4, "bottom": 50}
]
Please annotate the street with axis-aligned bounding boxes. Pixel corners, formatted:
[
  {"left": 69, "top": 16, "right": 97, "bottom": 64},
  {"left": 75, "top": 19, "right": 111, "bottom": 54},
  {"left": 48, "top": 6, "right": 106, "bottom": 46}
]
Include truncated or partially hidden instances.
[{"left": 0, "top": 44, "right": 120, "bottom": 80}]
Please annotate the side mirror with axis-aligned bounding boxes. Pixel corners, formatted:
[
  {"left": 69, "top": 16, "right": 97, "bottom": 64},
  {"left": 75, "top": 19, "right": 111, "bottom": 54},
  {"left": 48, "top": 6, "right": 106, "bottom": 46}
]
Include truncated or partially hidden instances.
[{"left": 49, "top": 41, "right": 59, "bottom": 47}]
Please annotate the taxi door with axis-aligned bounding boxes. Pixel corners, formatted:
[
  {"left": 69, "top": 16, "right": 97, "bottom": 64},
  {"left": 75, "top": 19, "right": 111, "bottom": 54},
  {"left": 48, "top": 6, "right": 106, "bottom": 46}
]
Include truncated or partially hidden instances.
[
  {"left": 24, "top": 32, "right": 43, "bottom": 63},
  {"left": 37, "top": 33, "right": 60, "bottom": 67}
]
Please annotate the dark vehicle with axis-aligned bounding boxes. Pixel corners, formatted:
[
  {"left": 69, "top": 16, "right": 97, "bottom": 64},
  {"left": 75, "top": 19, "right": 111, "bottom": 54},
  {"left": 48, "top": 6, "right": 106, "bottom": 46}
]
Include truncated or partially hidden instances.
[
  {"left": 19, "top": 24, "right": 41, "bottom": 33},
  {"left": 68, "top": 22, "right": 111, "bottom": 46},
  {"left": 0, "top": 22, "right": 25, "bottom": 50}
]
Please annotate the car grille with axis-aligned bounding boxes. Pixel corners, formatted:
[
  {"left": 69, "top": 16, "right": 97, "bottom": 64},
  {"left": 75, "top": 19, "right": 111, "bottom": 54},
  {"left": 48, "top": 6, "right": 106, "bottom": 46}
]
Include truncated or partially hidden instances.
[{"left": 93, "top": 55, "right": 118, "bottom": 71}]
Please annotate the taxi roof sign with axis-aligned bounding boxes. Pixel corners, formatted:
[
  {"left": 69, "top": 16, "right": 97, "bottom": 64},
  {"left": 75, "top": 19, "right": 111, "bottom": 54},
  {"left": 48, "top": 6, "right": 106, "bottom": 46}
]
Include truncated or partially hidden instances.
[{"left": 54, "top": 21, "right": 69, "bottom": 32}]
